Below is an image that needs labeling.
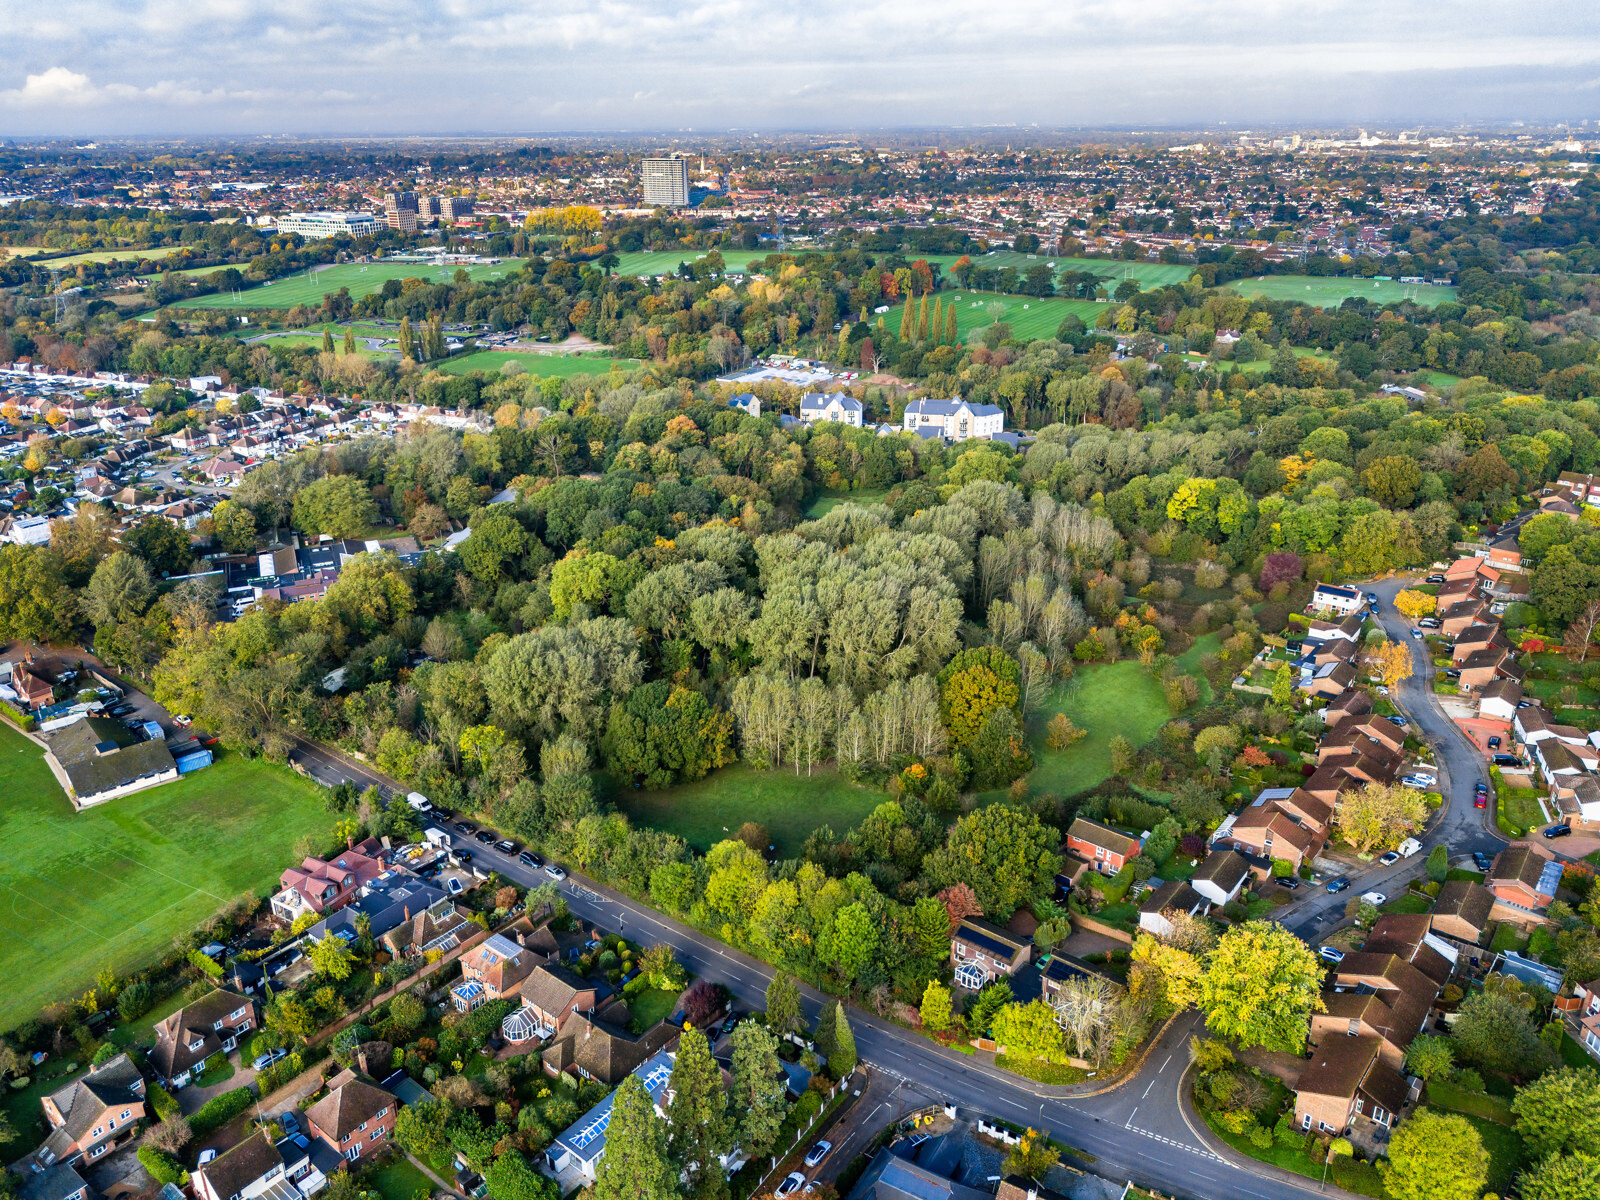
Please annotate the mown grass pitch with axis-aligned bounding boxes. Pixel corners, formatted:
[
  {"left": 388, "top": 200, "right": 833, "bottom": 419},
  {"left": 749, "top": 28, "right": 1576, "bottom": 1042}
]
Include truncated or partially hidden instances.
[
  {"left": 436, "top": 350, "right": 643, "bottom": 377},
  {"left": 0, "top": 723, "right": 335, "bottom": 1029},
  {"left": 875, "top": 292, "right": 1104, "bottom": 344},
  {"left": 1228, "top": 275, "right": 1459, "bottom": 308},
  {"left": 171, "top": 259, "right": 527, "bottom": 311}
]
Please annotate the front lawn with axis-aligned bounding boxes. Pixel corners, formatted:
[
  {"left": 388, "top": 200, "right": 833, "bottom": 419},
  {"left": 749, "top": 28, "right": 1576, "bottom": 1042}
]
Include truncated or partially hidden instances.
[
  {"left": 1380, "top": 894, "right": 1432, "bottom": 916},
  {"left": 0, "top": 723, "right": 337, "bottom": 1031},
  {"left": 627, "top": 986, "right": 680, "bottom": 1034},
  {"left": 1493, "top": 768, "right": 1547, "bottom": 836},
  {"left": 193, "top": 1057, "right": 236, "bottom": 1088},
  {"left": 1445, "top": 869, "right": 1485, "bottom": 883},
  {"left": 613, "top": 763, "right": 883, "bottom": 856}
]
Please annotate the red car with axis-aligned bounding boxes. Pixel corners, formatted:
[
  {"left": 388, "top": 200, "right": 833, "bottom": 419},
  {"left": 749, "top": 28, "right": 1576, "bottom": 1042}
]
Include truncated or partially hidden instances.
[{"left": 1474, "top": 791, "right": 1488, "bottom": 809}]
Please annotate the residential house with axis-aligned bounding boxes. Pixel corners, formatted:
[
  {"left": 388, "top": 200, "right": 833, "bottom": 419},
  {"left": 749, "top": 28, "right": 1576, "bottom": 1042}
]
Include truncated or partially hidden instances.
[
  {"left": 1222, "top": 805, "right": 1320, "bottom": 873},
  {"left": 509, "top": 963, "right": 600, "bottom": 1040},
  {"left": 1485, "top": 535, "right": 1523, "bottom": 573},
  {"left": 1316, "top": 739, "right": 1402, "bottom": 787},
  {"left": 1305, "top": 615, "right": 1364, "bottom": 648},
  {"left": 1534, "top": 739, "right": 1600, "bottom": 791},
  {"left": 1299, "top": 660, "right": 1357, "bottom": 700},
  {"left": 1309, "top": 583, "right": 1365, "bottom": 617},
  {"left": 1190, "top": 850, "right": 1252, "bottom": 907},
  {"left": 272, "top": 843, "right": 386, "bottom": 923},
  {"left": 1138, "top": 880, "right": 1206, "bottom": 937},
  {"left": 378, "top": 897, "right": 472, "bottom": 960},
  {"left": 546, "top": 1051, "right": 679, "bottom": 1189},
  {"left": 1488, "top": 844, "right": 1563, "bottom": 918},
  {"left": 1514, "top": 708, "right": 1589, "bottom": 750},
  {"left": 303, "top": 1075, "right": 396, "bottom": 1165},
  {"left": 451, "top": 933, "right": 536, "bottom": 1011},
  {"left": 29, "top": 1053, "right": 147, "bottom": 1168},
  {"left": 1063, "top": 818, "right": 1141, "bottom": 874},
  {"left": 1451, "top": 624, "right": 1509, "bottom": 665},
  {"left": 1039, "top": 954, "right": 1116, "bottom": 1006},
  {"left": 798, "top": 392, "right": 863, "bottom": 427},
  {"left": 193, "top": 1129, "right": 324, "bottom": 1200},
  {"left": 1455, "top": 645, "right": 1521, "bottom": 693},
  {"left": 726, "top": 393, "right": 760, "bottom": 418},
  {"left": 150, "top": 989, "right": 258, "bottom": 1087},
  {"left": 950, "top": 918, "right": 1032, "bottom": 990},
  {"left": 1270, "top": 788, "right": 1335, "bottom": 834},
  {"left": 1538, "top": 494, "right": 1581, "bottom": 519},
  {"left": 1439, "top": 597, "right": 1491, "bottom": 638},
  {"left": 1429, "top": 881, "right": 1495, "bottom": 944},
  {"left": 1293, "top": 1036, "right": 1409, "bottom": 1137},
  {"left": 900, "top": 398, "right": 1005, "bottom": 442},
  {"left": 10, "top": 662, "right": 54, "bottom": 708},
  {"left": 40, "top": 714, "right": 178, "bottom": 810},
  {"left": 1553, "top": 775, "right": 1600, "bottom": 830},
  {"left": 1478, "top": 680, "right": 1524, "bottom": 723},
  {"left": 16, "top": 1166, "right": 90, "bottom": 1200},
  {"left": 541, "top": 1001, "right": 677, "bottom": 1084},
  {"left": 1322, "top": 689, "right": 1373, "bottom": 729},
  {"left": 303, "top": 871, "right": 451, "bottom": 947}
]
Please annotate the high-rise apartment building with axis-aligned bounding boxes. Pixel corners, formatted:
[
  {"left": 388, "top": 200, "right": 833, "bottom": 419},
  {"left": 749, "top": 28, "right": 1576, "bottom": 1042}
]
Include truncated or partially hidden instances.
[
  {"left": 417, "top": 196, "right": 442, "bottom": 224},
  {"left": 440, "top": 196, "right": 475, "bottom": 221},
  {"left": 640, "top": 157, "right": 690, "bottom": 208},
  {"left": 384, "top": 191, "right": 418, "bottom": 232}
]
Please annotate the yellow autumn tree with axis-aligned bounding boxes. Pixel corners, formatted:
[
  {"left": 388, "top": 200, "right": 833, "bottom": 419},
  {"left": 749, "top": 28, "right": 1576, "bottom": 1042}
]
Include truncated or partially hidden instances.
[
  {"left": 1394, "top": 589, "right": 1437, "bottom": 619},
  {"left": 1373, "top": 639, "right": 1414, "bottom": 688},
  {"left": 1129, "top": 933, "right": 1205, "bottom": 1017},
  {"left": 1278, "top": 454, "right": 1314, "bottom": 491}
]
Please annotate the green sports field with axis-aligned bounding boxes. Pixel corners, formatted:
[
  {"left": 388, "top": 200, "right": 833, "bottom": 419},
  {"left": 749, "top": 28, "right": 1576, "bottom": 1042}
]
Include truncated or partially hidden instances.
[
  {"left": 171, "top": 259, "right": 528, "bottom": 311},
  {"left": 0, "top": 722, "right": 336, "bottom": 1029},
  {"left": 29, "top": 245, "right": 189, "bottom": 267},
  {"left": 971, "top": 252, "right": 1196, "bottom": 289},
  {"left": 139, "top": 261, "right": 249, "bottom": 279},
  {"left": 437, "top": 349, "right": 643, "bottom": 377},
  {"left": 612, "top": 249, "right": 791, "bottom": 277},
  {"left": 1228, "top": 275, "right": 1458, "bottom": 308},
  {"left": 876, "top": 292, "right": 1103, "bottom": 344}
]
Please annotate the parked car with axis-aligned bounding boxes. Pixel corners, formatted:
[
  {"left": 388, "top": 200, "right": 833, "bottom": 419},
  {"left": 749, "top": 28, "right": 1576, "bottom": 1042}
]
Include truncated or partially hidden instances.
[
  {"left": 805, "top": 1142, "right": 833, "bottom": 1168},
  {"left": 474, "top": 829, "right": 496, "bottom": 845},
  {"left": 453, "top": 820, "right": 475, "bottom": 834},
  {"left": 174, "top": 714, "right": 193, "bottom": 727},
  {"left": 1492, "top": 754, "right": 1523, "bottom": 767},
  {"left": 776, "top": 1174, "right": 806, "bottom": 1198},
  {"left": 1474, "top": 791, "right": 1488, "bottom": 809},
  {"left": 494, "top": 839, "right": 518, "bottom": 855},
  {"left": 453, "top": 848, "right": 474, "bottom": 864},
  {"left": 1419, "top": 617, "right": 1442, "bottom": 629},
  {"left": 198, "top": 1150, "right": 217, "bottom": 1166},
  {"left": 252, "top": 1048, "right": 288, "bottom": 1071},
  {"left": 1377, "top": 686, "right": 1390, "bottom": 696},
  {"left": 1425, "top": 574, "right": 1446, "bottom": 584},
  {"left": 1277, "top": 876, "right": 1299, "bottom": 890},
  {"left": 720, "top": 1011, "right": 741, "bottom": 1036},
  {"left": 1366, "top": 592, "right": 1379, "bottom": 603},
  {"left": 545, "top": 864, "right": 567, "bottom": 881},
  {"left": 1488, "top": 736, "right": 1502, "bottom": 749},
  {"left": 1410, "top": 629, "right": 1424, "bottom": 640},
  {"left": 1318, "top": 946, "right": 1345, "bottom": 964},
  {"left": 1473, "top": 851, "right": 1493, "bottom": 871},
  {"left": 107, "top": 703, "right": 135, "bottom": 716},
  {"left": 1360, "top": 891, "right": 1387, "bottom": 907},
  {"left": 279, "top": 1112, "right": 301, "bottom": 1138},
  {"left": 1391, "top": 715, "right": 1408, "bottom": 726},
  {"left": 1545, "top": 824, "right": 1573, "bottom": 839},
  {"left": 1378, "top": 851, "right": 1401, "bottom": 866},
  {"left": 1326, "top": 876, "right": 1351, "bottom": 893},
  {"left": 518, "top": 850, "right": 544, "bottom": 868}
]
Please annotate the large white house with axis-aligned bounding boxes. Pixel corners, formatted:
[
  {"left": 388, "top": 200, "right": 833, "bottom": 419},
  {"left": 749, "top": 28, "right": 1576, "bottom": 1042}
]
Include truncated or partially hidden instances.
[
  {"left": 901, "top": 397, "right": 1005, "bottom": 441},
  {"left": 798, "top": 392, "right": 863, "bottom": 427}
]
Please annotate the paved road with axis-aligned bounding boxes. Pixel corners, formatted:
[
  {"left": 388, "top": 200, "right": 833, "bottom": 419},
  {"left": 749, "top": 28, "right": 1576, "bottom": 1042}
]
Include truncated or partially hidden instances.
[{"left": 1280, "top": 576, "right": 1508, "bottom": 941}]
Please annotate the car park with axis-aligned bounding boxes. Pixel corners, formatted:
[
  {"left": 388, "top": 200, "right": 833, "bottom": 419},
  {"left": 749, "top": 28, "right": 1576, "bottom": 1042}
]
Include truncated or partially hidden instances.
[
  {"left": 545, "top": 864, "right": 567, "bottom": 881},
  {"left": 1325, "top": 876, "right": 1350, "bottom": 893},
  {"left": 1360, "top": 891, "right": 1387, "bottom": 907},
  {"left": 1318, "top": 946, "right": 1345, "bottom": 964},
  {"left": 495, "top": 839, "right": 517, "bottom": 855},
  {"left": 1378, "top": 851, "right": 1401, "bottom": 866},
  {"left": 777, "top": 1174, "right": 807, "bottom": 1198},
  {"left": 805, "top": 1142, "right": 833, "bottom": 1168},
  {"left": 1545, "top": 824, "right": 1573, "bottom": 839},
  {"left": 518, "top": 850, "right": 543, "bottom": 868}
]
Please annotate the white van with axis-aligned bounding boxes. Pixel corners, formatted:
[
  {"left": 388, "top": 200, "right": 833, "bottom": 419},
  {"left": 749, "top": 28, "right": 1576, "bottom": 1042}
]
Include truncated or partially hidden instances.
[
  {"left": 406, "top": 791, "right": 433, "bottom": 812},
  {"left": 1396, "top": 838, "right": 1423, "bottom": 858}
]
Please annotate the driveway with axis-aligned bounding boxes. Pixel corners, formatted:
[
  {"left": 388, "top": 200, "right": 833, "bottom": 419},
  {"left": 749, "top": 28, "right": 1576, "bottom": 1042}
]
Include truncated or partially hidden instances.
[{"left": 177, "top": 1055, "right": 258, "bottom": 1115}]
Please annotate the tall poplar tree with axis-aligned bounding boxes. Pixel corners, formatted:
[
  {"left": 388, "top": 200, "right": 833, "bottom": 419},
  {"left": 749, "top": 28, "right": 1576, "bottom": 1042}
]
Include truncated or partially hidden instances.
[
  {"left": 321, "top": 327, "right": 334, "bottom": 353},
  {"left": 898, "top": 300, "right": 914, "bottom": 342},
  {"left": 830, "top": 1003, "right": 858, "bottom": 1077},
  {"left": 765, "top": 974, "right": 802, "bottom": 1038},
  {"left": 398, "top": 315, "right": 414, "bottom": 360},
  {"left": 594, "top": 1075, "right": 676, "bottom": 1200},
  {"left": 342, "top": 329, "right": 356, "bottom": 356},
  {"left": 931, "top": 297, "right": 944, "bottom": 345},
  {"left": 944, "top": 305, "right": 958, "bottom": 345},
  {"left": 916, "top": 295, "right": 930, "bottom": 341},
  {"left": 729, "top": 1021, "right": 790, "bottom": 1158},
  {"left": 667, "top": 1028, "right": 732, "bottom": 1200}
]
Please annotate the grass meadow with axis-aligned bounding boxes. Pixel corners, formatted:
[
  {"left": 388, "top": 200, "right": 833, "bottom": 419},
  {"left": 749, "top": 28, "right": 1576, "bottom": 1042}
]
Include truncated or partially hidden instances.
[
  {"left": 876, "top": 293, "right": 1104, "bottom": 344},
  {"left": 0, "top": 722, "right": 335, "bottom": 1029},
  {"left": 1227, "top": 275, "right": 1459, "bottom": 308},
  {"left": 172, "top": 259, "right": 527, "bottom": 311},
  {"left": 436, "top": 350, "right": 643, "bottom": 377}
]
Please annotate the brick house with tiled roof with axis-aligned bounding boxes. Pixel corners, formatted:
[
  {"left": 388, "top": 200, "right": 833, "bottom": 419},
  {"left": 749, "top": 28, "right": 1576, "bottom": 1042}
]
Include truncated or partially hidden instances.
[
  {"left": 541, "top": 1003, "right": 677, "bottom": 1085},
  {"left": 1489, "top": 844, "right": 1562, "bottom": 915},
  {"left": 150, "top": 989, "right": 257, "bottom": 1087},
  {"left": 1064, "top": 818, "right": 1141, "bottom": 874},
  {"left": 1294, "top": 1036, "right": 1408, "bottom": 1136},
  {"left": 304, "top": 1074, "right": 396, "bottom": 1164},
  {"left": 27, "top": 1054, "right": 146, "bottom": 1169}
]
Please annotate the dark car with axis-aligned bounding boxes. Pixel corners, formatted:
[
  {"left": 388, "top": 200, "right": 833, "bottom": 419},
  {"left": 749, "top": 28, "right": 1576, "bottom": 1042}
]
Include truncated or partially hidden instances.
[
  {"left": 1473, "top": 851, "right": 1493, "bottom": 871},
  {"left": 1492, "top": 754, "right": 1522, "bottom": 767},
  {"left": 1517, "top": 700, "right": 1534, "bottom": 709},
  {"left": 1443, "top": 669, "right": 1461, "bottom": 679},
  {"left": 1487, "top": 736, "right": 1502, "bottom": 749},
  {"left": 1277, "top": 876, "right": 1300, "bottom": 890},
  {"left": 720, "top": 1011, "right": 741, "bottom": 1036},
  {"left": 518, "top": 850, "right": 544, "bottom": 868},
  {"left": 474, "top": 829, "right": 496, "bottom": 845},
  {"left": 453, "top": 820, "right": 475, "bottom": 834},
  {"left": 1425, "top": 574, "right": 1446, "bottom": 584},
  {"left": 1545, "top": 824, "right": 1573, "bottom": 839},
  {"left": 108, "top": 703, "right": 135, "bottom": 716},
  {"left": 494, "top": 839, "right": 518, "bottom": 855},
  {"left": 1325, "top": 876, "right": 1351, "bottom": 893}
]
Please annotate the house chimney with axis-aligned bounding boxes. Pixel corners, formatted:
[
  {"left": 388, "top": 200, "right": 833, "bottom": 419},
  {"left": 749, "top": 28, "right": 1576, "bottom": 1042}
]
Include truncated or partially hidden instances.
[
  {"left": 356, "top": 1045, "right": 369, "bottom": 1077},
  {"left": 346, "top": 835, "right": 354, "bottom": 851},
  {"left": 404, "top": 906, "right": 410, "bottom": 923}
]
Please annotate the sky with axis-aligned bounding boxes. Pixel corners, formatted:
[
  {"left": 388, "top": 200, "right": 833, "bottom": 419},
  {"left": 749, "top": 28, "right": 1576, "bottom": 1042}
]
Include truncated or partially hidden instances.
[{"left": 2, "top": 0, "right": 1599, "bottom": 137}]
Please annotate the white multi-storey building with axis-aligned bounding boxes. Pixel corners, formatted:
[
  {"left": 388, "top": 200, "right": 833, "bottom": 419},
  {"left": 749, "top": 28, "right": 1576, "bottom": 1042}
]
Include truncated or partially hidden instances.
[{"left": 901, "top": 397, "right": 1004, "bottom": 441}]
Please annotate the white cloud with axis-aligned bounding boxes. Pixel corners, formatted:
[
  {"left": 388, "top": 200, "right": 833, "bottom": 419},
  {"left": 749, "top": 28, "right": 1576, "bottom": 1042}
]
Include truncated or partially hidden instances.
[{"left": 2, "top": 67, "right": 102, "bottom": 107}]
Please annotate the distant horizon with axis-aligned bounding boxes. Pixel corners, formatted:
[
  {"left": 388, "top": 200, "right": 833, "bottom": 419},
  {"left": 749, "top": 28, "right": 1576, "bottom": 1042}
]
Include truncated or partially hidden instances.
[{"left": 3, "top": 0, "right": 1598, "bottom": 137}]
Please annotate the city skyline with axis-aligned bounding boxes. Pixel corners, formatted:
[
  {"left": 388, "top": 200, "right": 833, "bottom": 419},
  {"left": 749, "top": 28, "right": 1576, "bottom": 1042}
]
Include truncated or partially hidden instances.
[{"left": 2, "top": 0, "right": 1599, "bottom": 136}]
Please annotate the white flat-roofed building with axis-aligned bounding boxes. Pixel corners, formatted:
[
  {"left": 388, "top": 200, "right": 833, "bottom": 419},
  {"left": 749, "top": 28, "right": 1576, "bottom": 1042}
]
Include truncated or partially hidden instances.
[{"left": 276, "top": 212, "right": 383, "bottom": 240}]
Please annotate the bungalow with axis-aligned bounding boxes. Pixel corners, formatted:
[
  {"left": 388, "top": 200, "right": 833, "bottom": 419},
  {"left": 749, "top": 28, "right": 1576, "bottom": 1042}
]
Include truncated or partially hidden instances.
[
  {"left": 1137, "top": 881, "right": 1206, "bottom": 937},
  {"left": 1190, "top": 850, "right": 1252, "bottom": 907},
  {"left": 1293, "top": 1036, "right": 1408, "bottom": 1137},
  {"left": 1478, "top": 680, "right": 1523, "bottom": 723},
  {"left": 1488, "top": 844, "right": 1562, "bottom": 915},
  {"left": 1309, "top": 583, "right": 1365, "bottom": 617},
  {"left": 40, "top": 714, "right": 178, "bottom": 810},
  {"left": 303, "top": 1074, "right": 396, "bottom": 1165},
  {"left": 150, "top": 990, "right": 257, "bottom": 1088},
  {"left": 950, "top": 917, "right": 1032, "bottom": 990},
  {"left": 272, "top": 842, "right": 386, "bottom": 923},
  {"left": 29, "top": 1053, "right": 147, "bottom": 1169},
  {"left": 452, "top": 933, "right": 535, "bottom": 1011},
  {"left": 1064, "top": 818, "right": 1141, "bottom": 874},
  {"left": 798, "top": 392, "right": 863, "bottom": 427},
  {"left": 1429, "top": 881, "right": 1495, "bottom": 945},
  {"left": 1321, "top": 688, "right": 1373, "bottom": 729}
]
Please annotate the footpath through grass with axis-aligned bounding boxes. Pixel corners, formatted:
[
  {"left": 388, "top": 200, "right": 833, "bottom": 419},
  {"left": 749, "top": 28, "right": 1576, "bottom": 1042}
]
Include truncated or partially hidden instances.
[
  {"left": 613, "top": 762, "right": 882, "bottom": 857},
  {"left": 0, "top": 722, "right": 336, "bottom": 1029}
]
